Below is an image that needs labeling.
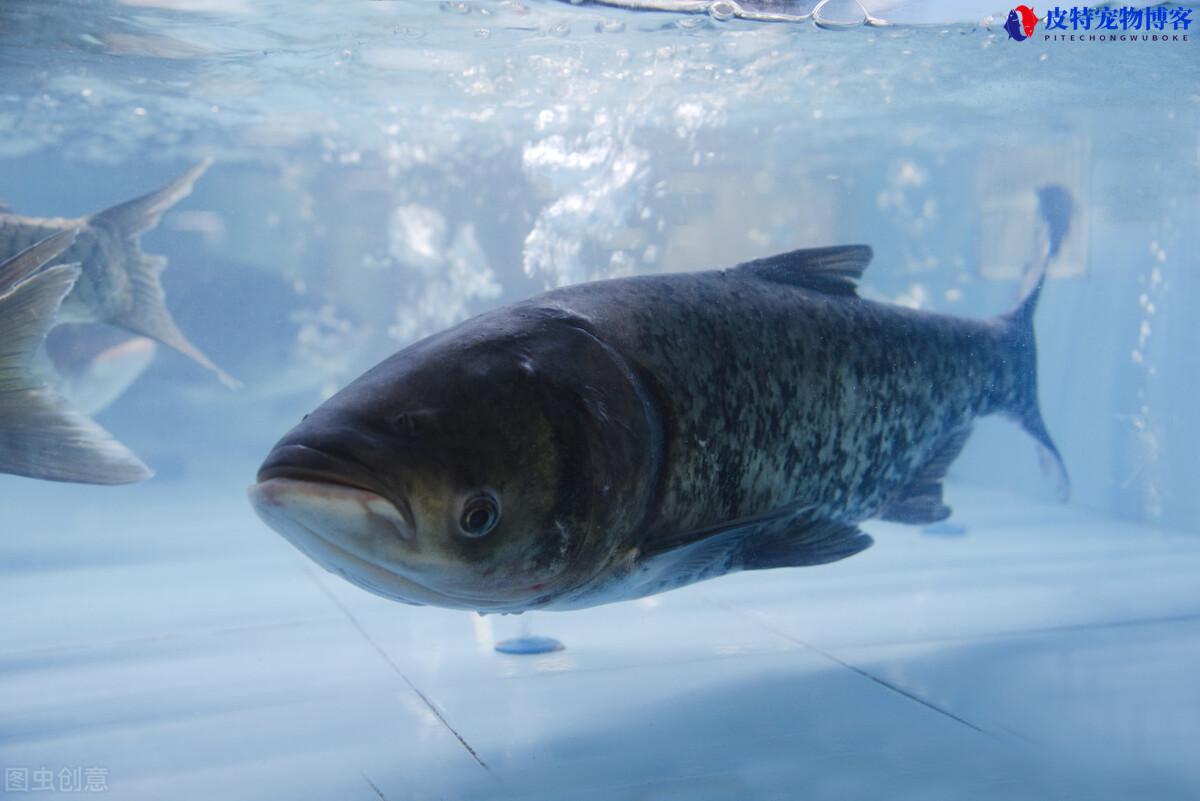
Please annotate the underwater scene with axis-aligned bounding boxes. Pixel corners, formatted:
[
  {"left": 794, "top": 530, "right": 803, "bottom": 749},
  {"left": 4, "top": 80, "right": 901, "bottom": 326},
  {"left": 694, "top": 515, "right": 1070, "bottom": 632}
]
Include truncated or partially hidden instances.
[{"left": 1, "top": 0, "right": 1198, "bottom": 799}]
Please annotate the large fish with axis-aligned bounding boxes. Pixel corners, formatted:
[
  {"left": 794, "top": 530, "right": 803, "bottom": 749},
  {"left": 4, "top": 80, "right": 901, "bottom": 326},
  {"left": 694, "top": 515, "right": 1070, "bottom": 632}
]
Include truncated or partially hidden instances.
[
  {"left": 0, "top": 231, "right": 151, "bottom": 484},
  {"left": 0, "top": 160, "right": 236, "bottom": 387},
  {"left": 249, "top": 188, "right": 1071, "bottom": 614}
]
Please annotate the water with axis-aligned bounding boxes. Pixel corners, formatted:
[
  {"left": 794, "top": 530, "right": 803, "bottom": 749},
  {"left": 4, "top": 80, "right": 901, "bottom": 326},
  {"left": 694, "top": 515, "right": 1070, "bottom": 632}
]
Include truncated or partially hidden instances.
[{"left": 1, "top": 1, "right": 1198, "bottom": 799}]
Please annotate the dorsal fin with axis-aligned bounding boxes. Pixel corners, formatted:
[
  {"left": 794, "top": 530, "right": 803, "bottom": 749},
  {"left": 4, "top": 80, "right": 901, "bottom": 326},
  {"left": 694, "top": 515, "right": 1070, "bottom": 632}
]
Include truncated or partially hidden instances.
[{"left": 731, "top": 244, "right": 873, "bottom": 297}]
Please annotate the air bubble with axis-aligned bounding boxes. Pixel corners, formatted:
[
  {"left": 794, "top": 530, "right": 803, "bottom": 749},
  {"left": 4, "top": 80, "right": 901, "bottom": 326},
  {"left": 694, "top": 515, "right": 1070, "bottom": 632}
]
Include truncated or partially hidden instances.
[
  {"left": 812, "top": 0, "right": 868, "bottom": 29},
  {"left": 708, "top": 1, "right": 738, "bottom": 22}
]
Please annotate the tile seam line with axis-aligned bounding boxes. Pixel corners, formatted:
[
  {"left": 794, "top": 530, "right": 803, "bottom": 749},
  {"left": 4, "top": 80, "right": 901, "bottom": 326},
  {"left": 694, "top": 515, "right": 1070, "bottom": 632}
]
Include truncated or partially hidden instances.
[
  {"left": 704, "top": 596, "right": 993, "bottom": 737},
  {"left": 362, "top": 772, "right": 389, "bottom": 800},
  {"left": 304, "top": 568, "right": 490, "bottom": 772}
]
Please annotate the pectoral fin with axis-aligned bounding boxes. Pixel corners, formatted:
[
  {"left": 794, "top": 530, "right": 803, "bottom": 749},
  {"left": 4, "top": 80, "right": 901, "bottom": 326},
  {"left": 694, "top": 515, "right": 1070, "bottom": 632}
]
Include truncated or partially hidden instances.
[
  {"left": 632, "top": 505, "right": 873, "bottom": 598},
  {"left": 0, "top": 259, "right": 151, "bottom": 484}
]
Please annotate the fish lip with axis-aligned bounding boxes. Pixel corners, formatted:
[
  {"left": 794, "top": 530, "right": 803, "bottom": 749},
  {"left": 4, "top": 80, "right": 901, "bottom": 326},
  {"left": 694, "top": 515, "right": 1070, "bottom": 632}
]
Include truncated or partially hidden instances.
[
  {"left": 248, "top": 480, "right": 531, "bottom": 612},
  {"left": 250, "top": 476, "right": 414, "bottom": 543},
  {"left": 249, "top": 483, "right": 443, "bottom": 606},
  {"left": 256, "top": 443, "right": 415, "bottom": 530}
]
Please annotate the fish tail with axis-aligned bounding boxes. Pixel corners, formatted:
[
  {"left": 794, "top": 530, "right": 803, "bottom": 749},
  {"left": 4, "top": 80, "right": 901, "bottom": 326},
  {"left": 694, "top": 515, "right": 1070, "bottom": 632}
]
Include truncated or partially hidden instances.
[
  {"left": 88, "top": 159, "right": 240, "bottom": 389},
  {"left": 0, "top": 236, "right": 152, "bottom": 484},
  {"left": 1000, "top": 185, "right": 1071, "bottom": 501}
]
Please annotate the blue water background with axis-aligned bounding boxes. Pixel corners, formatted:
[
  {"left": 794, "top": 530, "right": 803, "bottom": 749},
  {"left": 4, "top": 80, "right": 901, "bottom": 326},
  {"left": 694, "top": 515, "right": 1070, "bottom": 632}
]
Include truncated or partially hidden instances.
[{"left": 1, "top": 1, "right": 1197, "bottom": 543}]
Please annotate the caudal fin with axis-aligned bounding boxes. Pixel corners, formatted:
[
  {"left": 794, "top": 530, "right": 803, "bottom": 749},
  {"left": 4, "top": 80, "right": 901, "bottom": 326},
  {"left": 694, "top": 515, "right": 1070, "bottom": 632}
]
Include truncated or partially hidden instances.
[
  {"left": 0, "top": 229, "right": 80, "bottom": 291},
  {"left": 88, "top": 159, "right": 240, "bottom": 389},
  {"left": 0, "top": 236, "right": 152, "bottom": 485},
  {"left": 1001, "top": 185, "right": 1071, "bottom": 500}
]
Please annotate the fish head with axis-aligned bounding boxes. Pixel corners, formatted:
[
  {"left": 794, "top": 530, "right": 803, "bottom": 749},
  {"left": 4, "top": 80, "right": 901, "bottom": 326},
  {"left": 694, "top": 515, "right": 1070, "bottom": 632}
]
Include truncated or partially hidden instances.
[{"left": 249, "top": 312, "right": 659, "bottom": 612}]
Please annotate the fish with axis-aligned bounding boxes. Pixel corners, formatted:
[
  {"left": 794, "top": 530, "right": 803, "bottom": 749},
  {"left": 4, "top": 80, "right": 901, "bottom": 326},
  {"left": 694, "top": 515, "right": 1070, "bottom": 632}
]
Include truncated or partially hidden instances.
[
  {"left": 1003, "top": 10, "right": 1025, "bottom": 40},
  {"left": 0, "top": 230, "right": 152, "bottom": 484},
  {"left": 1004, "top": 5, "right": 1039, "bottom": 40},
  {"left": 44, "top": 324, "right": 157, "bottom": 416},
  {"left": 0, "top": 160, "right": 237, "bottom": 388},
  {"left": 249, "top": 188, "right": 1071, "bottom": 614},
  {"left": 1016, "top": 5, "right": 1039, "bottom": 36}
]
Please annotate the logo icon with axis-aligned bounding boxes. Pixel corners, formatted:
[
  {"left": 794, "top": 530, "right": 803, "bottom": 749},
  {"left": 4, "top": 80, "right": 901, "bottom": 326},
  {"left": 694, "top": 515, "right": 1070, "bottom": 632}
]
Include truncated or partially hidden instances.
[{"left": 1004, "top": 5, "right": 1040, "bottom": 40}]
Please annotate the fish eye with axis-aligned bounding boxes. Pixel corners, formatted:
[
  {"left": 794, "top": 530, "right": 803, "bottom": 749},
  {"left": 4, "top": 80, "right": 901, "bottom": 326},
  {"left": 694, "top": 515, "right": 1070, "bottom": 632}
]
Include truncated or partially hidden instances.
[{"left": 459, "top": 493, "right": 500, "bottom": 538}]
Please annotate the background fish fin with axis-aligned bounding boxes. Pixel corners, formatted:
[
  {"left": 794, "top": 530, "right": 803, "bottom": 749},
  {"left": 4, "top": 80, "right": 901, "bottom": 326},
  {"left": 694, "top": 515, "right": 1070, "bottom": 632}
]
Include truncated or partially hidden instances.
[
  {"left": 879, "top": 425, "right": 973, "bottom": 524},
  {"left": 0, "top": 265, "right": 152, "bottom": 484},
  {"left": 86, "top": 160, "right": 238, "bottom": 389},
  {"left": 0, "top": 229, "right": 78, "bottom": 294},
  {"left": 731, "top": 244, "right": 873, "bottom": 297},
  {"left": 88, "top": 159, "right": 211, "bottom": 236},
  {"left": 107, "top": 253, "right": 240, "bottom": 389}
]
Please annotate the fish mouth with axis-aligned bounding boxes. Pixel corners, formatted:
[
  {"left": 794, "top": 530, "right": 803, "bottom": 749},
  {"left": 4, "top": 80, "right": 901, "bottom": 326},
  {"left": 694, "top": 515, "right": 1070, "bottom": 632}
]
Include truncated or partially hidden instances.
[
  {"left": 248, "top": 478, "right": 530, "bottom": 612},
  {"left": 248, "top": 477, "right": 462, "bottom": 607},
  {"left": 256, "top": 443, "right": 415, "bottom": 530}
]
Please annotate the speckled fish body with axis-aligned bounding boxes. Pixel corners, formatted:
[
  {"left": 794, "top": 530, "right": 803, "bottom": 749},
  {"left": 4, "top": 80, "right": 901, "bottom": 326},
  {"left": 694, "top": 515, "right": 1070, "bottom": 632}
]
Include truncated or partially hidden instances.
[
  {"left": 467, "top": 246, "right": 1060, "bottom": 608},
  {"left": 249, "top": 189, "right": 1070, "bottom": 613},
  {"left": 549, "top": 265, "right": 1005, "bottom": 533}
]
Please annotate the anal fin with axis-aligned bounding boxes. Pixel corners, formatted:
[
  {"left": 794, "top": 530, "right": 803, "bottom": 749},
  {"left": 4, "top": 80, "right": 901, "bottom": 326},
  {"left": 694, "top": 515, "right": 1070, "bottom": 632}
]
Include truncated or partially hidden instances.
[{"left": 879, "top": 425, "right": 973, "bottom": 525}]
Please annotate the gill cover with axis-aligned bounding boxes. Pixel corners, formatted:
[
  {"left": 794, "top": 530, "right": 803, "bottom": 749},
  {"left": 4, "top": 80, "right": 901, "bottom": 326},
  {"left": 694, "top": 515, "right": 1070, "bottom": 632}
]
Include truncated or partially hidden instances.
[{"left": 508, "top": 311, "right": 664, "bottom": 597}]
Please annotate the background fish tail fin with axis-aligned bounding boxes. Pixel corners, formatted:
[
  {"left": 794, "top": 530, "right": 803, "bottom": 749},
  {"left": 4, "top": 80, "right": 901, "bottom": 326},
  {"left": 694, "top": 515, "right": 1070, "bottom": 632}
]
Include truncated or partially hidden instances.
[
  {"left": 86, "top": 160, "right": 238, "bottom": 388},
  {"left": 88, "top": 159, "right": 211, "bottom": 236},
  {"left": 108, "top": 253, "right": 240, "bottom": 389},
  {"left": 0, "top": 229, "right": 78, "bottom": 293},
  {"left": 1000, "top": 184, "right": 1072, "bottom": 501},
  {"left": 0, "top": 264, "right": 152, "bottom": 484}
]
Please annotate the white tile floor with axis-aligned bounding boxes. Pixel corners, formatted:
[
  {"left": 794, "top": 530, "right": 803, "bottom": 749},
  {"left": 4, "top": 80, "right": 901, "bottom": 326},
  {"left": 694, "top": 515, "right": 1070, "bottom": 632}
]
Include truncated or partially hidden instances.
[{"left": 2, "top": 476, "right": 1198, "bottom": 801}]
